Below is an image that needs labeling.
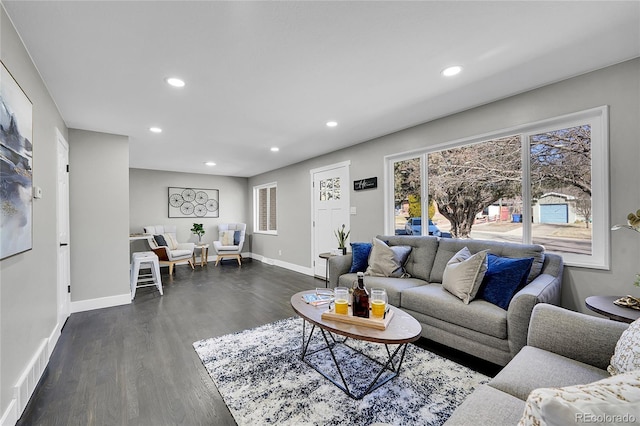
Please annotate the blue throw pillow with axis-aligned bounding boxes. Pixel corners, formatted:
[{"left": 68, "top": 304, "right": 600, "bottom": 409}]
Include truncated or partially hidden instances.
[
  {"left": 477, "top": 254, "right": 534, "bottom": 310},
  {"left": 233, "top": 230, "right": 241, "bottom": 245},
  {"left": 153, "top": 234, "right": 168, "bottom": 247},
  {"left": 349, "top": 242, "right": 372, "bottom": 273}
]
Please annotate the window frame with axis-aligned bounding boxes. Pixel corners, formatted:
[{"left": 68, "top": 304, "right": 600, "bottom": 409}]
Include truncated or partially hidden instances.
[
  {"left": 384, "top": 106, "right": 609, "bottom": 269},
  {"left": 253, "top": 182, "right": 278, "bottom": 235}
]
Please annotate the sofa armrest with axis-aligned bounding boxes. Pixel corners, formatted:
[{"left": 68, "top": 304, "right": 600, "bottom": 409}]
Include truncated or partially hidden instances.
[
  {"left": 506, "top": 253, "right": 564, "bottom": 358},
  {"left": 177, "top": 242, "right": 195, "bottom": 253},
  {"left": 528, "top": 303, "right": 628, "bottom": 370},
  {"left": 328, "top": 254, "right": 353, "bottom": 287},
  {"left": 507, "top": 273, "right": 562, "bottom": 357}
]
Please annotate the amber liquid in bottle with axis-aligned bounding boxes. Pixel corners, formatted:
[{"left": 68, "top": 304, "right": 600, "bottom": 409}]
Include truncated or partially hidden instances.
[{"left": 352, "top": 272, "right": 369, "bottom": 318}]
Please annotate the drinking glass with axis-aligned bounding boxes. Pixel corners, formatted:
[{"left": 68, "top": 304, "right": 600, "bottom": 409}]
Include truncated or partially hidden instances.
[
  {"left": 334, "top": 287, "right": 349, "bottom": 315},
  {"left": 370, "top": 288, "right": 387, "bottom": 319}
]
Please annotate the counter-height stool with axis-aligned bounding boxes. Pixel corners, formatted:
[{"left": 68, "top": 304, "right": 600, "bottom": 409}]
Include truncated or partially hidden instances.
[{"left": 130, "top": 251, "right": 163, "bottom": 299}]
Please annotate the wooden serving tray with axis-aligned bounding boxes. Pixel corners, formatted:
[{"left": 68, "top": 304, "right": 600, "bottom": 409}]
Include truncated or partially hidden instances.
[{"left": 321, "top": 307, "right": 394, "bottom": 330}]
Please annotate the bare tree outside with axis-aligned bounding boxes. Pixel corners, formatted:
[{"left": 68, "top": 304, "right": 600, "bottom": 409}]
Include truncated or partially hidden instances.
[{"left": 427, "top": 136, "right": 522, "bottom": 238}]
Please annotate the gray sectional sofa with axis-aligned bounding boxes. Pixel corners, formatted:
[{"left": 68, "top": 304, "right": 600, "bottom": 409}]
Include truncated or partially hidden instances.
[
  {"left": 328, "top": 235, "right": 564, "bottom": 366},
  {"left": 444, "top": 303, "right": 629, "bottom": 425}
]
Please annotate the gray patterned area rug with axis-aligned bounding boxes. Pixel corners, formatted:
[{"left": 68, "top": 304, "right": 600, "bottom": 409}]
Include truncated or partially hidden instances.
[{"left": 193, "top": 317, "right": 488, "bottom": 426}]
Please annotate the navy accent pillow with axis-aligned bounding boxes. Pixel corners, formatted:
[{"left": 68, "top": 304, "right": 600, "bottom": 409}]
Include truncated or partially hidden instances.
[
  {"left": 153, "top": 234, "right": 168, "bottom": 247},
  {"left": 477, "top": 254, "right": 534, "bottom": 310},
  {"left": 233, "top": 230, "right": 241, "bottom": 245},
  {"left": 349, "top": 242, "right": 373, "bottom": 273}
]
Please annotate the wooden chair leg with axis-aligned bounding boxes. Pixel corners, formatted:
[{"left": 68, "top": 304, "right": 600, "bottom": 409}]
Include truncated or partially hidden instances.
[
  {"left": 169, "top": 263, "right": 174, "bottom": 275},
  {"left": 236, "top": 255, "right": 242, "bottom": 266}
]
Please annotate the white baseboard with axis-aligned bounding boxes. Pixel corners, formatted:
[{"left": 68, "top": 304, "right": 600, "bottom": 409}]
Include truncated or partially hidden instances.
[
  {"left": 250, "top": 253, "right": 314, "bottom": 276},
  {"left": 70, "top": 293, "right": 131, "bottom": 313},
  {"left": 3, "top": 321, "right": 66, "bottom": 426},
  {"left": 0, "top": 399, "right": 17, "bottom": 426}
]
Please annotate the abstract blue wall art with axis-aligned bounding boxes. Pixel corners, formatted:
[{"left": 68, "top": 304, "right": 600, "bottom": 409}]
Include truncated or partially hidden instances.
[{"left": 1, "top": 61, "right": 33, "bottom": 260}]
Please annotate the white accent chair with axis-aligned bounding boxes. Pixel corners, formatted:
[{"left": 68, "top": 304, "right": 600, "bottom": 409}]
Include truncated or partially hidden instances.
[
  {"left": 143, "top": 225, "right": 195, "bottom": 274},
  {"left": 213, "top": 223, "right": 246, "bottom": 266}
]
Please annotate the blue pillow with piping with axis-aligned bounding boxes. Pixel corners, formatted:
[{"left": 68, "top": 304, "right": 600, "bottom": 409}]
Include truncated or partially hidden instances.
[
  {"left": 349, "top": 242, "right": 372, "bottom": 273},
  {"left": 234, "top": 230, "right": 241, "bottom": 245},
  {"left": 477, "top": 254, "right": 534, "bottom": 310}
]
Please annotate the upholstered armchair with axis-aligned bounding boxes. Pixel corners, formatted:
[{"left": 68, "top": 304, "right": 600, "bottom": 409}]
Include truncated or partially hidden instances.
[
  {"left": 213, "top": 223, "right": 246, "bottom": 266},
  {"left": 143, "top": 225, "right": 195, "bottom": 274}
]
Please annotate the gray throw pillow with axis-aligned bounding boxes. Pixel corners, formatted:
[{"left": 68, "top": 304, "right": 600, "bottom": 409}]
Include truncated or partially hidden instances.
[
  {"left": 442, "top": 247, "right": 489, "bottom": 304},
  {"left": 365, "top": 238, "right": 412, "bottom": 278}
]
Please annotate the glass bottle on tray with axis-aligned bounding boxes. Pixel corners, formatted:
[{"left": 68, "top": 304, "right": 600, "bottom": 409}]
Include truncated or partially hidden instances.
[{"left": 352, "top": 272, "right": 369, "bottom": 318}]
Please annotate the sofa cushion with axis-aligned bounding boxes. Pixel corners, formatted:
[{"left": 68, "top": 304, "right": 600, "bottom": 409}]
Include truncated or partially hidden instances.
[
  {"left": 608, "top": 317, "right": 640, "bottom": 375},
  {"left": 349, "top": 242, "right": 372, "bottom": 273},
  {"left": 477, "top": 254, "right": 534, "bottom": 310},
  {"left": 337, "top": 273, "right": 425, "bottom": 307},
  {"left": 430, "top": 238, "right": 545, "bottom": 284},
  {"left": 376, "top": 235, "right": 439, "bottom": 282},
  {"left": 401, "top": 284, "right": 508, "bottom": 339},
  {"left": 365, "top": 238, "right": 412, "bottom": 278},
  {"left": 444, "top": 384, "right": 525, "bottom": 426},
  {"left": 518, "top": 370, "right": 640, "bottom": 426},
  {"left": 169, "top": 249, "right": 193, "bottom": 259},
  {"left": 442, "top": 248, "right": 489, "bottom": 304},
  {"left": 490, "top": 346, "right": 610, "bottom": 402}
]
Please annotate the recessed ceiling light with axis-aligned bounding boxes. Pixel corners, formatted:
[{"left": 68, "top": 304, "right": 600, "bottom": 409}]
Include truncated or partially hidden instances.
[
  {"left": 441, "top": 66, "right": 463, "bottom": 77},
  {"left": 166, "top": 77, "right": 185, "bottom": 88},
  {"left": 204, "top": 161, "right": 216, "bottom": 166},
  {"left": 270, "top": 147, "right": 280, "bottom": 152},
  {"left": 149, "top": 127, "right": 162, "bottom": 133},
  {"left": 326, "top": 121, "right": 338, "bottom": 128}
]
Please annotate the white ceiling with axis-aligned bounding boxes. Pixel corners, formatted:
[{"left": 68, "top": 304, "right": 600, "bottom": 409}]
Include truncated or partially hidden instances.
[{"left": 3, "top": 1, "right": 639, "bottom": 177}]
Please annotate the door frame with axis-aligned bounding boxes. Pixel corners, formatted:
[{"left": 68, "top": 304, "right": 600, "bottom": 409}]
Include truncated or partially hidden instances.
[
  {"left": 309, "top": 160, "right": 351, "bottom": 279},
  {"left": 55, "top": 128, "right": 70, "bottom": 335}
]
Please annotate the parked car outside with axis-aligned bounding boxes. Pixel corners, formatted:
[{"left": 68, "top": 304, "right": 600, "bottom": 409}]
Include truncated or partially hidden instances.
[
  {"left": 405, "top": 217, "right": 421, "bottom": 235},
  {"left": 404, "top": 218, "right": 442, "bottom": 237}
]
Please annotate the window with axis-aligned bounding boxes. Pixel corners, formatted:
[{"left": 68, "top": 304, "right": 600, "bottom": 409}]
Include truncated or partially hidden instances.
[
  {"left": 385, "top": 107, "right": 609, "bottom": 269},
  {"left": 254, "top": 182, "right": 277, "bottom": 234}
]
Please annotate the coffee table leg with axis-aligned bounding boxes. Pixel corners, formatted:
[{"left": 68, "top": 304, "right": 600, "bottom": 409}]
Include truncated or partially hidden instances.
[
  {"left": 299, "top": 322, "right": 409, "bottom": 399},
  {"left": 360, "top": 343, "right": 408, "bottom": 397}
]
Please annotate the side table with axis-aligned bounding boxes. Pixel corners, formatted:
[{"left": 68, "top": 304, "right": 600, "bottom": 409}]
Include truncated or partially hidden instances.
[
  {"left": 193, "top": 244, "right": 210, "bottom": 267},
  {"left": 585, "top": 295, "right": 640, "bottom": 324},
  {"left": 318, "top": 252, "right": 335, "bottom": 288}
]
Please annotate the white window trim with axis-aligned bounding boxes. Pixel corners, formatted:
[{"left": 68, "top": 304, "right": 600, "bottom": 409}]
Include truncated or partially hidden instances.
[
  {"left": 253, "top": 182, "right": 277, "bottom": 235},
  {"left": 384, "top": 106, "right": 609, "bottom": 270}
]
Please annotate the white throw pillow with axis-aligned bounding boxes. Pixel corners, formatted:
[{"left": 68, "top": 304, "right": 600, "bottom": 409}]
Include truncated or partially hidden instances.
[
  {"left": 220, "top": 230, "right": 235, "bottom": 246},
  {"left": 163, "top": 233, "right": 178, "bottom": 250},
  {"left": 608, "top": 317, "right": 640, "bottom": 375},
  {"left": 518, "top": 370, "right": 640, "bottom": 426},
  {"left": 442, "top": 247, "right": 489, "bottom": 304}
]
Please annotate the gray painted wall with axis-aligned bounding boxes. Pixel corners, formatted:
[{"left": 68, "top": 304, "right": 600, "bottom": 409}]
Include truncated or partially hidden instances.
[
  {"left": 129, "top": 168, "right": 248, "bottom": 249},
  {"left": 68, "top": 129, "right": 130, "bottom": 302},
  {"left": 0, "top": 5, "right": 68, "bottom": 414},
  {"left": 249, "top": 58, "right": 640, "bottom": 314}
]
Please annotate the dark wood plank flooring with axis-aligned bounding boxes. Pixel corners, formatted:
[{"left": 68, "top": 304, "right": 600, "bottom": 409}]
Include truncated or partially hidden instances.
[{"left": 17, "top": 260, "right": 500, "bottom": 426}]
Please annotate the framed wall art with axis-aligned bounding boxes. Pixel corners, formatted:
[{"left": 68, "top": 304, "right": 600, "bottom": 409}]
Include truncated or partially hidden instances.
[
  {"left": 168, "top": 187, "right": 219, "bottom": 218},
  {"left": 1, "top": 61, "right": 33, "bottom": 260}
]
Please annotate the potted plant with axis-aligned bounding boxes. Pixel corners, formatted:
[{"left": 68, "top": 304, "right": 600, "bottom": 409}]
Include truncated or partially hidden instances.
[
  {"left": 611, "top": 210, "right": 640, "bottom": 306},
  {"left": 334, "top": 224, "right": 350, "bottom": 255},
  {"left": 191, "top": 223, "right": 205, "bottom": 244}
]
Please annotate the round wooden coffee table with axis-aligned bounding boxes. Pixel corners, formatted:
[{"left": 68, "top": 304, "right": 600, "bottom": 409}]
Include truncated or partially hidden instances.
[{"left": 291, "top": 290, "right": 421, "bottom": 399}]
